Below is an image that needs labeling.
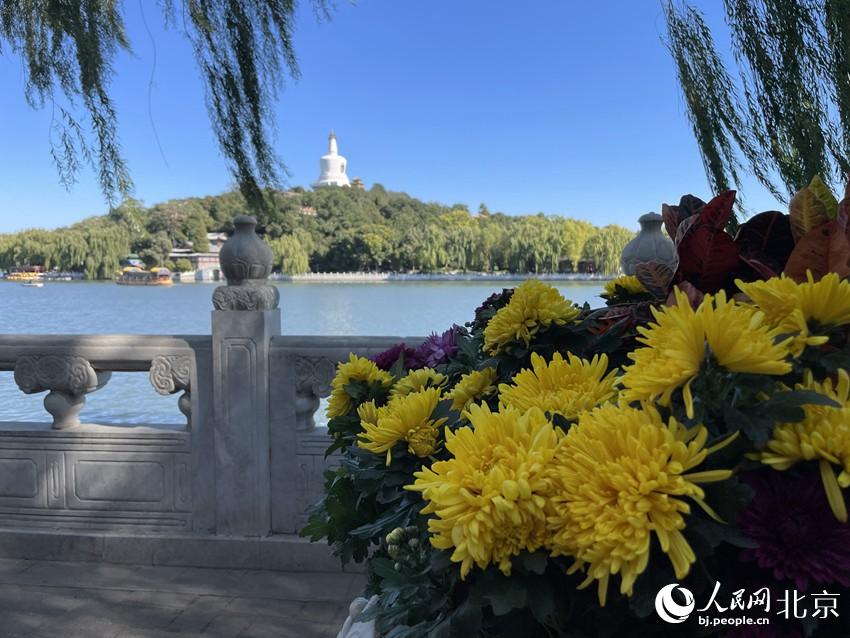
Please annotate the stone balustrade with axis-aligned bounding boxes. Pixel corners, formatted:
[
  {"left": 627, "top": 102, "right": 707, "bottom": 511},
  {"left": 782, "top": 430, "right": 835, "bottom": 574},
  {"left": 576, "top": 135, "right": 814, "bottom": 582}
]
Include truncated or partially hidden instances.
[
  {"left": 0, "top": 334, "right": 208, "bottom": 429},
  {"left": 0, "top": 216, "right": 423, "bottom": 573},
  {"left": 0, "top": 331, "right": 415, "bottom": 571}
]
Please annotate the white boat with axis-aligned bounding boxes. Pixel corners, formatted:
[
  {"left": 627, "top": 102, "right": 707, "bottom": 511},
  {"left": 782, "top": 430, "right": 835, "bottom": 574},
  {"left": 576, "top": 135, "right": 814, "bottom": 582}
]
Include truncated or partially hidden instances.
[{"left": 21, "top": 281, "right": 44, "bottom": 288}]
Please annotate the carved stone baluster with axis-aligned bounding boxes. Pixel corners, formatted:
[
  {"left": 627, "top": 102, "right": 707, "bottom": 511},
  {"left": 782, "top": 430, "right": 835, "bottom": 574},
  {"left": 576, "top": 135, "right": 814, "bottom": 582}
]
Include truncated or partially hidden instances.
[
  {"left": 149, "top": 355, "right": 193, "bottom": 425},
  {"left": 14, "top": 355, "right": 111, "bottom": 429},
  {"left": 294, "top": 355, "right": 336, "bottom": 431}
]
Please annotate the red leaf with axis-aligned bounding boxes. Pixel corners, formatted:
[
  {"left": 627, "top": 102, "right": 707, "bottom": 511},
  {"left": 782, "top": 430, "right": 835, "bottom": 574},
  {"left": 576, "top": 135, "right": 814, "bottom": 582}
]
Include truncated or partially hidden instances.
[
  {"left": 783, "top": 220, "right": 850, "bottom": 282},
  {"left": 634, "top": 260, "right": 675, "bottom": 298},
  {"left": 677, "top": 224, "right": 740, "bottom": 293},
  {"left": 738, "top": 255, "right": 778, "bottom": 279},
  {"left": 698, "top": 190, "right": 737, "bottom": 229},
  {"left": 586, "top": 305, "right": 637, "bottom": 335},
  {"left": 662, "top": 203, "right": 679, "bottom": 240},
  {"left": 675, "top": 215, "right": 700, "bottom": 246},
  {"left": 734, "top": 211, "right": 794, "bottom": 274},
  {"left": 667, "top": 280, "right": 704, "bottom": 308}
]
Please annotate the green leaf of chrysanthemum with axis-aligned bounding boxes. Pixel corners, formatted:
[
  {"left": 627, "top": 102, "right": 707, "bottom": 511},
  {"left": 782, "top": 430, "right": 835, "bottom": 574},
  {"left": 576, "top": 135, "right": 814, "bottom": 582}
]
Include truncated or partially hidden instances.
[
  {"left": 517, "top": 551, "right": 549, "bottom": 575},
  {"left": 481, "top": 579, "right": 527, "bottom": 616}
]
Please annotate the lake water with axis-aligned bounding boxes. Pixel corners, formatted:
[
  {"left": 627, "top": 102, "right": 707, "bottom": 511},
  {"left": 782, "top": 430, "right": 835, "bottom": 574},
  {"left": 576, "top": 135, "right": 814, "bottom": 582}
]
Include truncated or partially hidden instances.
[{"left": 0, "top": 280, "right": 604, "bottom": 424}]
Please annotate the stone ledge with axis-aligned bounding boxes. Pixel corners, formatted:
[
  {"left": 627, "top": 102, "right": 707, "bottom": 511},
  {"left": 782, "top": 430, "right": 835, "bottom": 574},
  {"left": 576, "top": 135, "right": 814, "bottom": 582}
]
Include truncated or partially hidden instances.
[{"left": 0, "top": 528, "right": 362, "bottom": 573}]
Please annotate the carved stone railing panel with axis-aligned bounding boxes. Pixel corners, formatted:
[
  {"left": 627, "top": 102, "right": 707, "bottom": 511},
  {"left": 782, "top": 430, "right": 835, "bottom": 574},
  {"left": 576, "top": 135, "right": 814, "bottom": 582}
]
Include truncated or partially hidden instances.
[
  {"left": 14, "top": 354, "right": 111, "bottom": 429},
  {"left": 149, "top": 354, "right": 193, "bottom": 425}
]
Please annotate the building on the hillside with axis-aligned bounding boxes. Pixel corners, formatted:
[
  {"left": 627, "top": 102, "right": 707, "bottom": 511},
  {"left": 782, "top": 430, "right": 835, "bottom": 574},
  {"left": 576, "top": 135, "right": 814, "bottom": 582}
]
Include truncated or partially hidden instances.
[
  {"left": 168, "top": 232, "right": 229, "bottom": 281},
  {"left": 300, "top": 206, "right": 317, "bottom": 217},
  {"left": 207, "top": 232, "right": 228, "bottom": 251},
  {"left": 351, "top": 177, "right": 365, "bottom": 190},
  {"left": 312, "top": 131, "right": 351, "bottom": 188}
]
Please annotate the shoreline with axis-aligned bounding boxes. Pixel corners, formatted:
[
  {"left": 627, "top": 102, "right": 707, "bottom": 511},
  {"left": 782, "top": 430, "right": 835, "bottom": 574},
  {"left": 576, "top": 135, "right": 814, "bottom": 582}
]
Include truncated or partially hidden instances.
[
  {"left": 270, "top": 272, "right": 613, "bottom": 283},
  {"left": 2, "top": 272, "right": 613, "bottom": 284}
]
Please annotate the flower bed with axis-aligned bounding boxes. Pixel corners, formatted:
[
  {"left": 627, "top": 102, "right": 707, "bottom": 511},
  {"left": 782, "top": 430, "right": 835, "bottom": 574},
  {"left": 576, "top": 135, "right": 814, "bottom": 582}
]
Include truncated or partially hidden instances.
[{"left": 304, "top": 184, "right": 850, "bottom": 637}]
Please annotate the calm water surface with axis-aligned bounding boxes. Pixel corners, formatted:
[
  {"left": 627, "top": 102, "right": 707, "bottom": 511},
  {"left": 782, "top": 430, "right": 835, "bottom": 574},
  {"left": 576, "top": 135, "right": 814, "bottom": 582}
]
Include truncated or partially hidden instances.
[{"left": 0, "top": 280, "right": 603, "bottom": 424}]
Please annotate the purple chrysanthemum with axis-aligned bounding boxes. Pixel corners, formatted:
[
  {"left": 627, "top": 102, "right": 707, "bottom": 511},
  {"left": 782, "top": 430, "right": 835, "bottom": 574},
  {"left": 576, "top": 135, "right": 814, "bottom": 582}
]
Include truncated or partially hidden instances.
[
  {"left": 413, "top": 326, "right": 460, "bottom": 368},
  {"left": 738, "top": 467, "right": 850, "bottom": 591},
  {"left": 371, "top": 343, "right": 417, "bottom": 371},
  {"left": 468, "top": 288, "right": 514, "bottom": 332}
]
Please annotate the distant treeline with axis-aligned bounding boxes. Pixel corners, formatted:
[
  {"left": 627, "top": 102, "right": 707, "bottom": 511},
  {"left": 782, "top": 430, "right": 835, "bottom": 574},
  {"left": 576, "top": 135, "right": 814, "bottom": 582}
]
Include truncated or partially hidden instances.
[{"left": 0, "top": 185, "right": 635, "bottom": 279}]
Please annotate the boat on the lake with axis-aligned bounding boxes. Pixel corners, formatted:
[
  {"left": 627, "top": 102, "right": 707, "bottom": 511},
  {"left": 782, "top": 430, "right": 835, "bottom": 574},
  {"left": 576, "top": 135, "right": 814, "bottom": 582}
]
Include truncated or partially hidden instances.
[
  {"left": 5, "top": 267, "right": 44, "bottom": 283},
  {"left": 20, "top": 281, "right": 44, "bottom": 288},
  {"left": 115, "top": 267, "right": 173, "bottom": 286}
]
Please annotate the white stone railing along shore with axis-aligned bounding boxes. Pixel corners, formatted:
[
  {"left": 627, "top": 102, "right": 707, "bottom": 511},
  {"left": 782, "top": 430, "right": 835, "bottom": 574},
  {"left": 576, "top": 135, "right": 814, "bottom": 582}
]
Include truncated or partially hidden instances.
[{"left": 272, "top": 271, "right": 611, "bottom": 282}]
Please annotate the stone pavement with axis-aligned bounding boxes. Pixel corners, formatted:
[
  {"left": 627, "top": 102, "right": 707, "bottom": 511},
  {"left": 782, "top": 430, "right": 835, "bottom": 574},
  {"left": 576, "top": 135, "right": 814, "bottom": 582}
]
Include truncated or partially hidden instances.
[{"left": 0, "top": 558, "right": 364, "bottom": 638}]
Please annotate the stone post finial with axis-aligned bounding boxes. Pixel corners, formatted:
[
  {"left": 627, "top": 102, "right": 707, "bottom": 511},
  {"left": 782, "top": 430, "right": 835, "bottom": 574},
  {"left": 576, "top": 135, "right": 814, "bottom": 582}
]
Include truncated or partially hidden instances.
[
  {"left": 212, "top": 215, "right": 280, "bottom": 311},
  {"left": 620, "top": 212, "right": 678, "bottom": 275}
]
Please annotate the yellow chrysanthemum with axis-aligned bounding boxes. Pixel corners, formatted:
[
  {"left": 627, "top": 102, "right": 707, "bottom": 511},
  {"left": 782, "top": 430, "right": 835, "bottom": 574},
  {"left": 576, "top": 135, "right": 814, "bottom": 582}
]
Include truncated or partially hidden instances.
[
  {"left": 326, "top": 354, "right": 395, "bottom": 419},
  {"left": 406, "top": 404, "right": 559, "bottom": 579},
  {"left": 602, "top": 274, "right": 648, "bottom": 298},
  {"left": 356, "top": 400, "right": 389, "bottom": 429},
  {"left": 483, "top": 279, "right": 580, "bottom": 355},
  {"left": 390, "top": 367, "right": 447, "bottom": 399},
  {"left": 498, "top": 351, "right": 618, "bottom": 420},
  {"left": 444, "top": 368, "right": 498, "bottom": 413},
  {"left": 621, "top": 287, "right": 793, "bottom": 418},
  {"left": 759, "top": 369, "right": 850, "bottom": 522},
  {"left": 357, "top": 387, "right": 447, "bottom": 464},
  {"left": 737, "top": 272, "right": 850, "bottom": 355},
  {"left": 547, "top": 403, "right": 733, "bottom": 605}
]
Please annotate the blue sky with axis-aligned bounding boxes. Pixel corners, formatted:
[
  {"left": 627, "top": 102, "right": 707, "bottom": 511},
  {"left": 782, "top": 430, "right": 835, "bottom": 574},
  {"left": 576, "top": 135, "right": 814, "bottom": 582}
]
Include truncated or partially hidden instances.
[{"left": 0, "top": 1, "right": 780, "bottom": 233}]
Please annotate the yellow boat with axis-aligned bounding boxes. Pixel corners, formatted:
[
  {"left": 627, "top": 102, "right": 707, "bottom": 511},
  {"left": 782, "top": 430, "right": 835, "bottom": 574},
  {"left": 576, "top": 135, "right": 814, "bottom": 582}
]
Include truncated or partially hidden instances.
[
  {"left": 116, "top": 266, "right": 174, "bottom": 286},
  {"left": 6, "top": 269, "right": 43, "bottom": 282}
]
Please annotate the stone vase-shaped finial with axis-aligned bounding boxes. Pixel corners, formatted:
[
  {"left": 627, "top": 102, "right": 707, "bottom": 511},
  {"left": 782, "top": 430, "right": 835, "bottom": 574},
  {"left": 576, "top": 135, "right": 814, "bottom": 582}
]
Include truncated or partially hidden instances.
[
  {"left": 219, "top": 216, "right": 274, "bottom": 283},
  {"left": 620, "top": 212, "right": 678, "bottom": 275},
  {"left": 213, "top": 215, "right": 279, "bottom": 310}
]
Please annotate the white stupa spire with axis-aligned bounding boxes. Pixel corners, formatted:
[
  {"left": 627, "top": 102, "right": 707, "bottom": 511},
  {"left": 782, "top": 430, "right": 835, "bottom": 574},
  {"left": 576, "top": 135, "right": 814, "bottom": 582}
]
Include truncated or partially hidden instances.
[{"left": 313, "top": 130, "right": 350, "bottom": 188}]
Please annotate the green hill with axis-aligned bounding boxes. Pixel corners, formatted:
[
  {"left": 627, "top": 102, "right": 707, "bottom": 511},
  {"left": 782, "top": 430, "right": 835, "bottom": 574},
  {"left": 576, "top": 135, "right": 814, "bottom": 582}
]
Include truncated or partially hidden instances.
[{"left": 0, "top": 186, "right": 634, "bottom": 279}]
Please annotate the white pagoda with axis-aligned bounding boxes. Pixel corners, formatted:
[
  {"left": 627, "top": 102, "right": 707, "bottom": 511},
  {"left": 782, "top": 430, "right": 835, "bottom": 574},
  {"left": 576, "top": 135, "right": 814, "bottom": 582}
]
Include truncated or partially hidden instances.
[{"left": 312, "top": 131, "right": 350, "bottom": 188}]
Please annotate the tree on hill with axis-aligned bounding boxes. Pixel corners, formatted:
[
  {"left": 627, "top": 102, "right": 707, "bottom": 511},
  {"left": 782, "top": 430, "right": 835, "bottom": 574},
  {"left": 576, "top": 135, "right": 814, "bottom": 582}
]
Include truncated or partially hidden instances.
[
  {"left": 138, "top": 231, "right": 173, "bottom": 269},
  {"left": 0, "top": 187, "right": 636, "bottom": 277},
  {"left": 269, "top": 233, "right": 311, "bottom": 275}
]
